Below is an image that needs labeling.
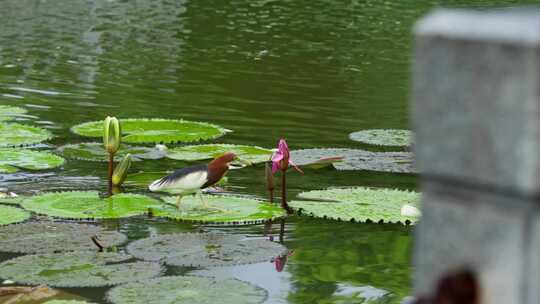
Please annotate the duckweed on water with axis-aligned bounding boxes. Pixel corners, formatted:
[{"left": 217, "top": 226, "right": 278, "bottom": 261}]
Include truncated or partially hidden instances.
[
  {"left": 0, "top": 205, "right": 31, "bottom": 225},
  {"left": 0, "top": 252, "right": 163, "bottom": 287},
  {"left": 289, "top": 187, "right": 421, "bottom": 224},
  {"left": 20, "top": 191, "right": 163, "bottom": 219},
  {"left": 0, "top": 148, "right": 65, "bottom": 173},
  {"left": 127, "top": 233, "right": 287, "bottom": 267},
  {"left": 0, "top": 122, "right": 53, "bottom": 147},
  {"left": 107, "top": 276, "right": 267, "bottom": 304},
  {"left": 0, "top": 222, "right": 127, "bottom": 253},
  {"left": 153, "top": 195, "right": 284, "bottom": 225},
  {"left": 58, "top": 142, "right": 165, "bottom": 162},
  {"left": 71, "top": 118, "right": 228, "bottom": 144},
  {"left": 166, "top": 144, "right": 272, "bottom": 164}
]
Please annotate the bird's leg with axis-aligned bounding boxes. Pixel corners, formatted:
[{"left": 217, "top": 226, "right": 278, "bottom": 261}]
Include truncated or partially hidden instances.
[
  {"left": 175, "top": 195, "right": 183, "bottom": 212},
  {"left": 197, "top": 190, "right": 209, "bottom": 209},
  {"left": 197, "top": 191, "right": 229, "bottom": 213}
]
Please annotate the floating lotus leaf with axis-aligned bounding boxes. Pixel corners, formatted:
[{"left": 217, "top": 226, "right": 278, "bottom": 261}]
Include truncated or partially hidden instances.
[
  {"left": 58, "top": 142, "right": 166, "bottom": 162},
  {"left": 289, "top": 187, "right": 421, "bottom": 224},
  {"left": 0, "top": 222, "right": 127, "bottom": 253},
  {"left": 152, "top": 195, "right": 284, "bottom": 225},
  {"left": 166, "top": 144, "right": 272, "bottom": 164},
  {"left": 0, "top": 148, "right": 65, "bottom": 173},
  {"left": 107, "top": 276, "right": 267, "bottom": 304},
  {"left": 290, "top": 148, "right": 416, "bottom": 173},
  {"left": 0, "top": 193, "right": 23, "bottom": 205},
  {"left": 0, "top": 252, "right": 163, "bottom": 287},
  {"left": 71, "top": 119, "right": 227, "bottom": 144},
  {"left": 0, "top": 105, "right": 27, "bottom": 121},
  {"left": 127, "top": 233, "right": 287, "bottom": 267},
  {"left": 45, "top": 301, "right": 94, "bottom": 304},
  {"left": 0, "top": 205, "right": 31, "bottom": 226},
  {"left": 0, "top": 122, "right": 53, "bottom": 147},
  {"left": 20, "top": 191, "right": 163, "bottom": 219},
  {"left": 349, "top": 129, "right": 413, "bottom": 147}
]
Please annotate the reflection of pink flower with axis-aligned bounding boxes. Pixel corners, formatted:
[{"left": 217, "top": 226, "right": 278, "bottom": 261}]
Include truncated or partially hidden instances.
[
  {"left": 274, "top": 255, "right": 287, "bottom": 272},
  {"left": 271, "top": 139, "right": 303, "bottom": 175}
]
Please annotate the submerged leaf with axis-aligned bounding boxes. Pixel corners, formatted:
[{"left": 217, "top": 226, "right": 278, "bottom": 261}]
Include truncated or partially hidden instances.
[
  {"left": 127, "top": 233, "right": 287, "bottom": 267},
  {"left": 0, "top": 123, "right": 53, "bottom": 147},
  {"left": 107, "top": 276, "right": 267, "bottom": 304},
  {"left": 58, "top": 143, "right": 165, "bottom": 162},
  {"left": 0, "top": 252, "right": 163, "bottom": 287},
  {"left": 289, "top": 187, "right": 421, "bottom": 224},
  {"left": 349, "top": 129, "right": 413, "bottom": 147},
  {"left": 71, "top": 118, "right": 227, "bottom": 144},
  {"left": 166, "top": 144, "right": 272, "bottom": 164},
  {"left": 153, "top": 195, "right": 284, "bottom": 225},
  {"left": 290, "top": 148, "right": 416, "bottom": 174},
  {"left": 0, "top": 205, "right": 30, "bottom": 226},
  {"left": 0, "top": 105, "right": 27, "bottom": 121},
  {"left": 0, "top": 148, "right": 65, "bottom": 173},
  {"left": 20, "top": 191, "right": 163, "bottom": 219},
  {"left": 0, "top": 222, "right": 127, "bottom": 253}
]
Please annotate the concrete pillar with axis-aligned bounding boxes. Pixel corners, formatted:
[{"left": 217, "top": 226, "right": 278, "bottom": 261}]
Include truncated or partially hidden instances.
[{"left": 412, "top": 9, "right": 540, "bottom": 304}]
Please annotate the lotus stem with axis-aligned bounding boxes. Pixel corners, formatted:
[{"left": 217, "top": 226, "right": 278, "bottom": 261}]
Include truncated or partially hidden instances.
[
  {"left": 265, "top": 162, "right": 275, "bottom": 203},
  {"left": 281, "top": 170, "right": 292, "bottom": 214},
  {"left": 279, "top": 218, "right": 285, "bottom": 243},
  {"left": 108, "top": 153, "right": 114, "bottom": 195}
]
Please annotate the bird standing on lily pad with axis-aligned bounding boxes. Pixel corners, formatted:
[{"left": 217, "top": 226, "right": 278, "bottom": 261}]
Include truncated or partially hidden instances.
[{"left": 148, "top": 152, "right": 241, "bottom": 211}]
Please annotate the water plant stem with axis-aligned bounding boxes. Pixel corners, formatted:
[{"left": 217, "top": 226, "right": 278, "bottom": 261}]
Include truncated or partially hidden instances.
[
  {"left": 108, "top": 153, "right": 114, "bottom": 194},
  {"left": 281, "top": 171, "right": 292, "bottom": 214}
]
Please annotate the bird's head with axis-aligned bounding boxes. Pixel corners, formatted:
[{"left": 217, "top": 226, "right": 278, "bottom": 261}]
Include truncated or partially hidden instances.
[{"left": 209, "top": 152, "right": 237, "bottom": 169}]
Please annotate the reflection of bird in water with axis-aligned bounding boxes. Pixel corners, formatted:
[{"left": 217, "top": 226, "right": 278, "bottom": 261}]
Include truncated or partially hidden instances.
[{"left": 148, "top": 153, "right": 237, "bottom": 210}]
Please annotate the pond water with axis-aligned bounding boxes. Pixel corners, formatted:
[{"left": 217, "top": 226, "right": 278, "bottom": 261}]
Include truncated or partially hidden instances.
[{"left": 0, "top": 0, "right": 535, "bottom": 303}]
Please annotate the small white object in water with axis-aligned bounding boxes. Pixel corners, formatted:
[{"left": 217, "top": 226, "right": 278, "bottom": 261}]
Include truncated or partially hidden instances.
[
  {"left": 155, "top": 144, "right": 168, "bottom": 151},
  {"left": 400, "top": 204, "right": 421, "bottom": 217},
  {"left": 9, "top": 192, "right": 18, "bottom": 197},
  {"left": 2, "top": 280, "right": 15, "bottom": 284}
]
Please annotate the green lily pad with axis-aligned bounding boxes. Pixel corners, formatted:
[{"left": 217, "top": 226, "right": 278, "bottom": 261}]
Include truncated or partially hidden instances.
[
  {"left": 152, "top": 195, "right": 284, "bottom": 225},
  {"left": 166, "top": 144, "right": 272, "bottom": 164},
  {"left": 290, "top": 148, "right": 416, "bottom": 174},
  {"left": 71, "top": 118, "right": 228, "bottom": 144},
  {"left": 0, "top": 205, "right": 31, "bottom": 226},
  {"left": 289, "top": 187, "right": 421, "bottom": 224},
  {"left": 0, "top": 105, "right": 27, "bottom": 121},
  {"left": 0, "top": 252, "right": 163, "bottom": 287},
  {"left": 20, "top": 191, "right": 163, "bottom": 219},
  {"left": 0, "top": 222, "right": 127, "bottom": 253},
  {"left": 127, "top": 233, "right": 287, "bottom": 267},
  {"left": 0, "top": 193, "right": 23, "bottom": 205},
  {"left": 45, "top": 301, "right": 94, "bottom": 304},
  {"left": 349, "top": 129, "right": 413, "bottom": 147},
  {"left": 107, "top": 276, "right": 267, "bottom": 304},
  {"left": 58, "top": 142, "right": 166, "bottom": 162},
  {"left": 0, "top": 123, "right": 53, "bottom": 147},
  {"left": 0, "top": 148, "right": 65, "bottom": 173}
]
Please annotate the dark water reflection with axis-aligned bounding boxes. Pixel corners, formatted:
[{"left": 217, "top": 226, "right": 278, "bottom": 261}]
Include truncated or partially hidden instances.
[{"left": 0, "top": 0, "right": 536, "bottom": 303}]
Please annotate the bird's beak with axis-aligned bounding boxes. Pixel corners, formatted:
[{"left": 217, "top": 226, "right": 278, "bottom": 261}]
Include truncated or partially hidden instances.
[{"left": 235, "top": 156, "right": 253, "bottom": 166}]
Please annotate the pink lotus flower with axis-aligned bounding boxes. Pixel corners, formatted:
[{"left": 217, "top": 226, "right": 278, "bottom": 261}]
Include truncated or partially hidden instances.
[{"left": 271, "top": 139, "right": 303, "bottom": 175}]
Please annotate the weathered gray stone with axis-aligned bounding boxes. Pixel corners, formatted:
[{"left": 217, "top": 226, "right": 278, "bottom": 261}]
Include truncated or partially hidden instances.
[
  {"left": 412, "top": 9, "right": 540, "bottom": 196},
  {"left": 414, "top": 182, "right": 528, "bottom": 304},
  {"left": 526, "top": 212, "right": 540, "bottom": 303}
]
